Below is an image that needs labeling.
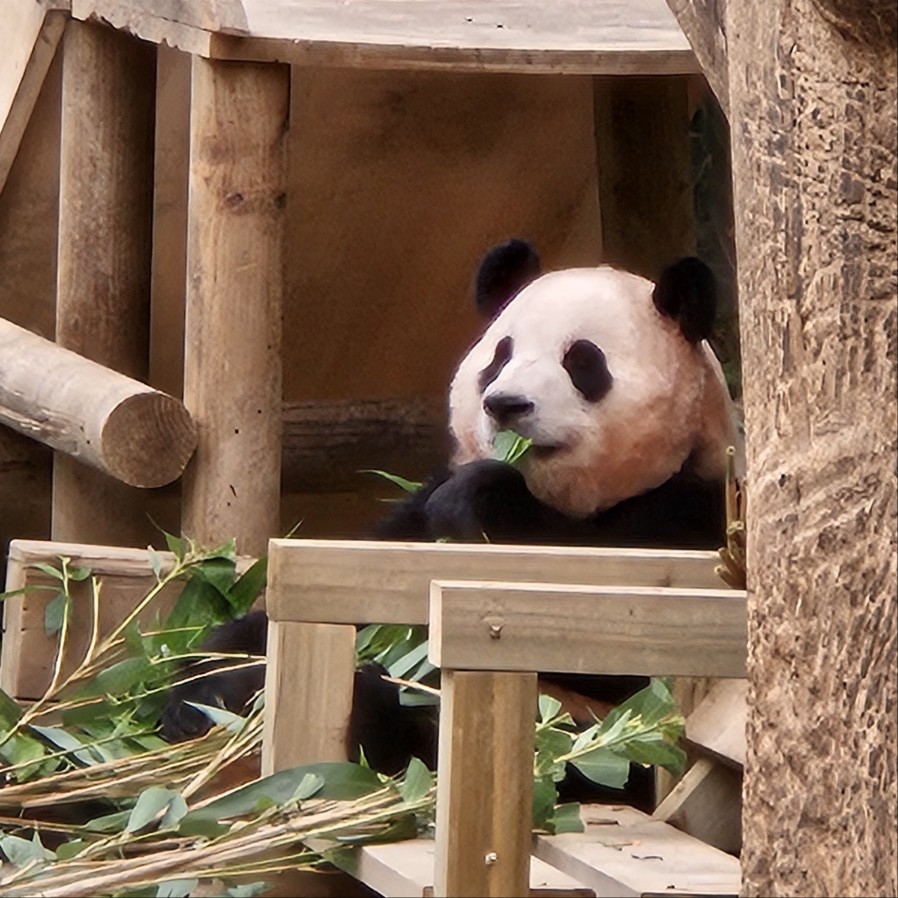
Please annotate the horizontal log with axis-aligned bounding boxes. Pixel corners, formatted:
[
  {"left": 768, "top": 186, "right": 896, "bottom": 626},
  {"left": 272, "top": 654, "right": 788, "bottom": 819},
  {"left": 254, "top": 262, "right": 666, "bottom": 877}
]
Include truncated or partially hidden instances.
[
  {"left": 0, "top": 317, "right": 197, "bottom": 487},
  {"left": 281, "top": 396, "right": 448, "bottom": 492},
  {"left": 429, "top": 580, "right": 747, "bottom": 677}
]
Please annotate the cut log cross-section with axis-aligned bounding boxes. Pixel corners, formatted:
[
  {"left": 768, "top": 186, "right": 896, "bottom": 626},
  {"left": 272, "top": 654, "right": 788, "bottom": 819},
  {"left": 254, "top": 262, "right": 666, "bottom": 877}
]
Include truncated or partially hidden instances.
[{"left": 0, "top": 317, "right": 197, "bottom": 488}]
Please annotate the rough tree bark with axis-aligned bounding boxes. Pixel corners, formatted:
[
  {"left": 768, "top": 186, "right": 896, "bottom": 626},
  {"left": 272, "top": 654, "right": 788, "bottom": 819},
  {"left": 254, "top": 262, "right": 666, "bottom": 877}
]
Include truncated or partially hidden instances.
[{"left": 667, "top": 1, "right": 897, "bottom": 894}]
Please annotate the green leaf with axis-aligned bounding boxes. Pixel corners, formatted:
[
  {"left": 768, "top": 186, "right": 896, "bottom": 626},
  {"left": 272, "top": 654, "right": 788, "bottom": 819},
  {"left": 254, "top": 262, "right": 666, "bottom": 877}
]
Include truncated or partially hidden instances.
[
  {"left": 185, "top": 701, "right": 247, "bottom": 734},
  {"left": 538, "top": 693, "right": 562, "bottom": 724},
  {"left": 180, "top": 762, "right": 384, "bottom": 827},
  {"left": 491, "top": 430, "right": 532, "bottom": 465},
  {"left": 399, "top": 757, "right": 433, "bottom": 803},
  {"left": 56, "top": 839, "right": 90, "bottom": 860},
  {"left": 31, "top": 725, "right": 96, "bottom": 765},
  {"left": 192, "top": 557, "right": 238, "bottom": 600},
  {"left": 292, "top": 773, "right": 326, "bottom": 801},
  {"left": 226, "top": 884, "right": 269, "bottom": 898},
  {"left": 228, "top": 555, "right": 268, "bottom": 615},
  {"left": 531, "top": 775, "right": 558, "bottom": 831},
  {"left": 549, "top": 802, "right": 584, "bottom": 834},
  {"left": 31, "top": 562, "right": 65, "bottom": 581},
  {"left": 127, "top": 786, "right": 181, "bottom": 833},
  {"left": 156, "top": 879, "right": 198, "bottom": 898},
  {"left": 160, "top": 793, "right": 189, "bottom": 829},
  {"left": 0, "top": 832, "right": 55, "bottom": 866},
  {"left": 44, "top": 590, "right": 67, "bottom": 636},
  {"left": 68, "top": 565, "right": 91, "bottom": 582},
  {"left": 569, "top": 746, "right": 631, "bottom": 789},
  {"left": 163, "top": 531, "right": 187, "bottom": 561},
  {"left": 148, "top": 548, "right": 163, "bottom": 580},
  {"left": 361, "top": 469, "right": 423, "bottom": 493},
  {"left": 80, "top": 656, "right": 154, "bottom": 697}
]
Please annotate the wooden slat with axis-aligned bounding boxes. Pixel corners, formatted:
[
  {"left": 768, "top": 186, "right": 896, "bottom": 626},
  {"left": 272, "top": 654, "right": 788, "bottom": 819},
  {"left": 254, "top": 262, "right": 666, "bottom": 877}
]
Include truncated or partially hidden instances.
[
  {"left": 307, "top": 838, "right": 595, "bottom": 898},
  {"left": 429, "top": 581, "right": 747, "bottom": 678},
  {"left": 261, "top": 621, "right": 356, "bottom": 776},
  {"left": 0, "top": 3, "right": 66, "bottom": 194},
  {"left": 266, "top": 539, "right": 723, "bottom": 625},
  {"left": 684, "top": 679, "right": 747, "bottom": 767},
  {"left": 180, "top": 55, "right": 288, "bottom": 557},
  {"left": 534, "top": 804, "right": 741, "bottom": 897},
  {"left": 653, "top": 756, "right": 742, "bottom": 855},
  {"left": 1, "top": 540, "right": 182, "bottom": 699},
  {"left": 434, "top": 671, "right": 537, "bottom": 897},
  {"left": 71, "top": 0, "right": 699, "bottom": 75}
]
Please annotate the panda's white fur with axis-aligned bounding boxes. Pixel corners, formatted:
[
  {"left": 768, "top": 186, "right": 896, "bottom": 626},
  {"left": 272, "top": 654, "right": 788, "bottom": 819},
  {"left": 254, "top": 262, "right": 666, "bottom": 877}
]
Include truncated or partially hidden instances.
[{"left": 449, "top": 266, "right": 742, "bottom": 519}]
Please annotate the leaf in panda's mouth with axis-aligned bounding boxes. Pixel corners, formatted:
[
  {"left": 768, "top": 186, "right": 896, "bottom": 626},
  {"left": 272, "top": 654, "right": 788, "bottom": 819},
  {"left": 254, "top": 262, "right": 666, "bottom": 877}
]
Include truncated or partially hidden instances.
[{"left": 492, "top": 430, "right": 533, "bottom": 465}]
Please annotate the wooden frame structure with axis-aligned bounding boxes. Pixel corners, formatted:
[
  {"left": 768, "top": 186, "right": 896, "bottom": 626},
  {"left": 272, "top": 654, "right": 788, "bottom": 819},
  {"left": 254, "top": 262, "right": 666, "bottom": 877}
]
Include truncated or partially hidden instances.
[{"left": 264, "top": 538, "right": 745, "bottom": 897}]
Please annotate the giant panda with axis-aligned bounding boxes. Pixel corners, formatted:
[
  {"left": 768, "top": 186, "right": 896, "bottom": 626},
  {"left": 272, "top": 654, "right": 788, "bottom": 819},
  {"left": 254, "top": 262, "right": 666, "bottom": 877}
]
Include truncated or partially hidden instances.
[{"left": 161, "top": 239, "right": 742, "bottom": 786}]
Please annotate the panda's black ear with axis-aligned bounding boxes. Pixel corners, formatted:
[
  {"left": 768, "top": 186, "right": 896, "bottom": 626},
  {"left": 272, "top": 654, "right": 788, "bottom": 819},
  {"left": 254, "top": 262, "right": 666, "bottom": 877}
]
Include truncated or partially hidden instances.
[
  {"left": 474, "top": 239, "right": 541, "bottom": 320},
  {"left": 652, "top": 257, "right": 717, "bottom": 344}
]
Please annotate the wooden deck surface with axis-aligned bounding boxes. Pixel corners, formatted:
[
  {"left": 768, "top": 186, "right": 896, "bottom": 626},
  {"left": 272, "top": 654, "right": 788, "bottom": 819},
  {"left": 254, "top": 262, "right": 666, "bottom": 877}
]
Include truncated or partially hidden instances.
[{"left": 68, "top": 0, "right": 699, "bottom": 73}]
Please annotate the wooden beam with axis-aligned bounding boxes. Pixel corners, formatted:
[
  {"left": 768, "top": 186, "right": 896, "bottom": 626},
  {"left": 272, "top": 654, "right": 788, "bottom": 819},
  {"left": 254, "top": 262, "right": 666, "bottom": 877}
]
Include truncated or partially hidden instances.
[
  {"left": 664, "top": 0, "right": 730, "bottom": 117},
  {"left": 434, "top": 671, "right": 537, "bottom": 898},
  {"left": 653, "top": 756, "right": 742, "bottom": 855},
  {"left": 534, "top": 804, "right": 741, "bottom": 896},
  {"left": 266, "top": 539, "right": 724, "bottom": 625},
  {"left": 0, "top": 4, "right": 66, "bottom": 194},
  {"left": 593, "top": 74, "right": 695, "bottom": 280},
  {"left": 0, "top": 317, "right": 197, "bottom": 487},
  {"left": 181, "top": 56, "right": 288, "bottom": 557},
  {"left": 429, "top": 581, "right": 747, "bottom": 678},
  {"left": 53, "top": 18, "right": 158, "bottom": 546},
  {"left": 684, "top": 678, "right": 747, "bottom": 767},
  {"left": 261, "top": 621, "right": 356, "bottom": 776}
]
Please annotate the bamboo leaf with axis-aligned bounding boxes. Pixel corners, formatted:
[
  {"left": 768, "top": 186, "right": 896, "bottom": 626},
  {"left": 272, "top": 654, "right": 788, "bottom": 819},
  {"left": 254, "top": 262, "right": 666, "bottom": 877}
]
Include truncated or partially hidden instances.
[
  {"left": 127, "top": 786, "right": 181, "bottom": 833},
  {"left": 31, "top": 562, "right": 65, "bottom": 581},
  {"left": 0, "top": 832, "right": 55, "bottom": 866},
  {"left": 399, "top": 757, "right": 432, "bottom": 803},
  {"left": 538, "top": 693, "right": 562, "bottom": 724},
  {"left": 361, "top": 469, "right": 423, "bottom": 493},
  {"left": 43, "top": 591, "right": 67, "bottom": 636},
  {"left": 156, "top": 878, "right": 198, "bottom": 898},
  {"left": 549, "top": 802, "right": 584, "bottom": 834},
  {"left": 228, "top": 555, "right": 268, "bottom": 615},
  {"left": 569, "top": 747, "right": 630, "bottom": 789}
]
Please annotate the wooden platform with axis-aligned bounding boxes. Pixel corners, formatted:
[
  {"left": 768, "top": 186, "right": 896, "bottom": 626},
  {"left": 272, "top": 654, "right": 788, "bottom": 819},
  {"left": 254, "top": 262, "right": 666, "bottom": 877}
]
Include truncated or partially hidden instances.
[{"left": 69, "top": 0, "right": 700, "bottom": 73}]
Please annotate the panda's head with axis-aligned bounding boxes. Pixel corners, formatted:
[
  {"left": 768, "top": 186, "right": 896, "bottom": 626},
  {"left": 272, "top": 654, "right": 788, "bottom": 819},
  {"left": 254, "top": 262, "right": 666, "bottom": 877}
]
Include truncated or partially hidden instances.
[{"left": 449, "top": 241, "right": 741, "bottom": 518}]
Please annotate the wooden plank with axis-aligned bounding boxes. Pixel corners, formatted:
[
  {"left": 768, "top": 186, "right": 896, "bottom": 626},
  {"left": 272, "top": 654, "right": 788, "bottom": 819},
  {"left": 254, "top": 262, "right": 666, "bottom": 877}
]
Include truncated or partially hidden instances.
[
  {"left": 429, "top": 581, "right": 747, "bottom": 678},
  {"left": 306, "top": 838, "right": 596, "bottom": 897},
  {"left": 0, "top": 4, "right": 66, "bottom": 195},
  {"left": 52, "top": 18, "right": 157, "bottom": 547},
  {"left": 534, "top": 804, "right": 741, "bottom": 897},
  {"left": 684, "top": 679, "right": 747, "bottom": 767},
  {"left": 0, "top": 316, "right": 197, "bottom": 487},
  {"left": 434, "top": 671, "right": 536, "bottom": 897},
  {"left": 267, "top": 539, "right": 724, "bottom": 625},
  {"left": 1, "top": 540, "right": 182, "bottom": 699},
  {"left": 72, "top": 0, "right": 699, "bottom": 75},
  {"left": 653, "top": 756, "right": 742, "bottom": 855},
  {"left": 260, "top": 621, "right": 356, "bottom": 776},
  {"left": 181, "top": 56, "right": 288, "bottom": 557}
]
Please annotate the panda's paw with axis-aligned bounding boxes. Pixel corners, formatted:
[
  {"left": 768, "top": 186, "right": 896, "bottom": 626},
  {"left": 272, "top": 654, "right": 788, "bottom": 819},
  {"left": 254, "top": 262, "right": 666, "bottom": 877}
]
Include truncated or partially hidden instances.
[
  {"left": 160, "top": 681, "right": 220, "bottom": 743},
  {"left": 424, "top": 459, "right": 541, "bottom": 542}
]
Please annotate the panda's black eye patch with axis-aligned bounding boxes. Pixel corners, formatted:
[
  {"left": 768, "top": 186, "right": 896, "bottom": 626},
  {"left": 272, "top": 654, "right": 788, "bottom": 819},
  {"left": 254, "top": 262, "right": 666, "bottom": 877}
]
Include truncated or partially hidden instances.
[
  {"left": 563, "top": 340, "right": 612, "bottom": 402},
  {"left": 478, "top": 336, "right": 513, "bottom": 394}
]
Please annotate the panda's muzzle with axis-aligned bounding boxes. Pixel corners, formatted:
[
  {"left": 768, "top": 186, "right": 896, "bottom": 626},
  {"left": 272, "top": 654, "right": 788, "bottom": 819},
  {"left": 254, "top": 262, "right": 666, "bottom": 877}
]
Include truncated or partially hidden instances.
[{"left": 483, "top": 393, "right": 534, "bottom": 427}]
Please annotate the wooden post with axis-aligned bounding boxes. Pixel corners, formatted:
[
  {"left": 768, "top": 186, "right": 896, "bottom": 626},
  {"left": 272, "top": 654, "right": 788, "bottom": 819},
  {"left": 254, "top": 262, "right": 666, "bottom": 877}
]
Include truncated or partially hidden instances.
[
  {"left": 593, "top": 75, "right": 695, "bottom": 280},
  {"left": 181, "top": 57, "right": 288, "bottom": 557},
  {"left": 53, "top": 19, "right": 156, "bottom": 547},
  {"left": 261, "top": 621, "right": 356, "bottom": 776},
  {"left": 434, "top": 670, "right": 537, "bottom": 898}
]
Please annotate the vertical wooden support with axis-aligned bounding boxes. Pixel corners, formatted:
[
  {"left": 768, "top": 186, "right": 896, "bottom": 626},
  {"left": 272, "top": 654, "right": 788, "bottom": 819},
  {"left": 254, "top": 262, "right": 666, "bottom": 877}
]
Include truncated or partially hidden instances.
[
  {"left": 53, "top": 20, "right": 156, "bottom": 547},
  {"left": 593, "top": 75, "right": 695, "bottom": 280},
  {"left": 261, "top": 621, "right": 356, "bottom": 776},
  {"left": 182, "top": 57, "right": 288, "bottom": 557},
  {"left": 434, "top": 671, "right": 537, "bottom": 898}
]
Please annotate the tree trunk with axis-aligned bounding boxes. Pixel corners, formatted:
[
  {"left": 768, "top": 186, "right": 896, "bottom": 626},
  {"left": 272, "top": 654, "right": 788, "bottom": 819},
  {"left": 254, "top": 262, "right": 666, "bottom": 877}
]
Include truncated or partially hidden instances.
[{"left": 724, "top": 2, "right": 897, "bottom": 895}]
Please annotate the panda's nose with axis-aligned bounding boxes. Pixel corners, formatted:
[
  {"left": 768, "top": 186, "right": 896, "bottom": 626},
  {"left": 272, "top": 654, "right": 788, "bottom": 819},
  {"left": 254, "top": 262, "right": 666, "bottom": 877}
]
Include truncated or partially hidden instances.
[{"left": 483, "top": 393, "right": 534, "bottom": 425}]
